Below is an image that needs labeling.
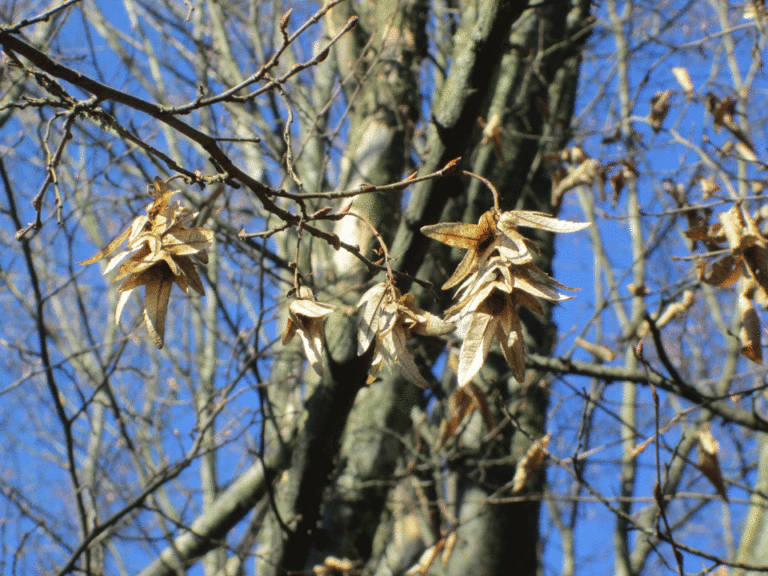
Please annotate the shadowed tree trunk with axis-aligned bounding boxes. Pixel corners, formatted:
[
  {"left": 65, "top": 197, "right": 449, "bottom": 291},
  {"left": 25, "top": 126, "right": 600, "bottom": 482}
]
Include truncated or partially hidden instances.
[{"left": 256, "top": 2, "right": 593, "bottom": 576}]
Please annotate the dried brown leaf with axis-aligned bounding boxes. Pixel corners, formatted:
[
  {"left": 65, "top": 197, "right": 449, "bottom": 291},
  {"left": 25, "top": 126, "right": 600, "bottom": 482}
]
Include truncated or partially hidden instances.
[
  {"left": 649, "top": 90, "right": 673, "bottom": 132},
  {"left": 699, "top": 254, "right": 743, "bottom": 288}
]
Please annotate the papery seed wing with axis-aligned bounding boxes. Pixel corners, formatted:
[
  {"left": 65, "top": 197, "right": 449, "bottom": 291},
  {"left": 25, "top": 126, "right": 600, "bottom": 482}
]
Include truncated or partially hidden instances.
[
  {"left": 282, "top": 315, "right": 299, "bottom": 345},
  {"left": 496, "top": 312, "right": 525, "bottom": 382},
  {"left": 113, "top": 246, "right": 153, "bottom": 282},
  {"left": 297, "top": 319, "right": 325, "bottom": 376},
  {"left": 357, "top": 283, "right": 388, "bottom": 354},
  {"left": 127, "top": 215, "right": 150, "bottom": 244},
  {"left": 367, "top": 343, "right": 384, "bottom": 384},
  {"left": 149, "top": 178, "right": 176, "bottom": 219},
  {"left": 447, "top": 281, "right": 511, "bottom": 318},
  {"left": 512, "top": 291, "right": 544, "bottom": 315},
  {"left": 115, "top": 288, "right": 135, "bottom": 326},
  {"left": 739, "top": 292, "right": 762, "bottom": 363},
  {"left": 78, "top": 225, "right": 132, "bottom": 265},
  {"left": 421, "top": 222, "right": 486, "bottom": 249},
  {"left": 513, "top": 275, "right": 574, "bottom": 302},
  {"left": 457, "top": 308, "right": 497, "bottom": 387},
  {"left": 174, "top": 268, "right": 190, "bottom": 293},
  {"left": 291, "top": 298, "right": 335, "bottom": 318},
  {"left": 175, "top": 256, "right": 205, "bottom": 295},
  {"left": 158, "top": 251, "right": 181, "bottom": 276},
  {"left": 163, "top": 228, "right": 214, "bottom": 255},
  {"left": 144, "top": 273, "right": 174, "bottom": 349},
  {"left": 496, "top": 232, "right": 533, "bottom": 265},
  {"left": 103, "top": 249, "right": 136, "bottom": 275},
  {"left": 442, "top": 249, "right": 479, "bottom": 290},
  {"left": 377, "top": 301, "right": 401, "bottom": 338},
  {"left": 412, "top": 310, "right": 455, "bottom": 337},
  {"left": 389, "top": 327, "right": 430, "bottom": 388},
  {"left": 465, "top": 381, "right": 496, "bottom": 431},
  {"left": 116, "top": 268, "right": 156, "bottom": 293},
  {"left": 501, "top": 210, "right": 590, "bottom": 233}
]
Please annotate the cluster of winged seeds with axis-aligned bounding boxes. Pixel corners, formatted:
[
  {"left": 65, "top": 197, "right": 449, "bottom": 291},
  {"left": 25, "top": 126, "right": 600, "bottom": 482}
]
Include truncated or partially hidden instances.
[
  {"left": 357, "top": 283, "right": 455, "bottom": 388},
  {"left": 688, "top": 203, "right": 768, "bottom": 363},
  {"left": 282, "top": 286, "right": 335, "bottom": 376},
  {"left": 79, "top": 178, "right": 214, "bottom": 349},
  {"left": 422, "top": 210, "right": 590, "bottom": 387}
]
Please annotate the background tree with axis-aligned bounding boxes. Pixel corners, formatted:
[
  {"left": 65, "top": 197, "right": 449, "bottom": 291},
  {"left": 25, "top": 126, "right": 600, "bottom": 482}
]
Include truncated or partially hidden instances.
[{"left": 3, "top": 1, "right": 768, "bottom": 576}]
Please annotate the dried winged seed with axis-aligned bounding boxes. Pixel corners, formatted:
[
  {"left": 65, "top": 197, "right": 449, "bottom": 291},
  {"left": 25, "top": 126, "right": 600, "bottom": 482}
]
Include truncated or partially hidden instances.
[
  {"left": 144, "top": 273, "right": 175, "bottom": 349},
  {"left": 116, "top": 267, "right": 158, "bottom": 293},
  {"left": 281, "top": 316, "right": 299, "bottom": 345},
  {"left": 744, "top": 244, "right": 768, "bottom": 297},
  {"left": 174, "top": 256, "right": 205, "bottom": 295},
  {"left": 115, "top": 249, "right": 180, "bottom": 281},
  {"left": 377, "top": 301, "right": 401, "bottom": 338},
  {"left": 496, "top": 310, "right": 525, "bottom": 382},
  {"left": 162, "top": 228, "right": 214, "bottom": 254},
  {"left": 512, "top": 275, "right": 573, "bottom": 302},
  {"left": 437, "top": 386, "right": 476, "bottom": 449},
  {"left": 104, "top": 248, "right": 136, "bottom": 275},
  {"left": 357, "top": 283, "right": 389, "bottom": 354},
  {"left": 457, "top": 305, "right": 498, "bottom": 387},
  {"left": 497, "top": 326, "right": 525, "bottom": 382},
  {"left": 442, "top": 248, "right": 479, "bottom": 290},
  {"left": 526, "top": 264, "right": 580, "bottom": 292},
  {"left": 420, "top": 219, "right": 490, "bottom": 250},
  {"left": 78, "top": 225, "right": 132, "bottom": 265},
  {"left": 113, "top": 247, "right": 152, "bottom": 282},
  {"left": 447, "top": 280, "right": 512, "bottom": 318},
  {"left": 115, "top": 288, "right": 134, "bottom": 326},
  {"left": 127, "top": 215, "right": 150, "bottom": 244},
  {"left": 739, "top": 293, "right": 762, "bottom": 364},
  {"left": 296, "top": 318, "right": 325, "bottom": 376},
  {"left": 367, "top": 345, "right": 385, "bottom": 384},
  {"left": 148, "top": 177, "right": 176, "bottom": 219},
  {"left": 290, "top": 298, "right": 335, "bottom": 318},
  {"left": 412, "top": 311, "right": 455, "bottom": 337},
  {"left": 193, "top": 250, "right": 209, "bottom": 265},
  {"left": 512, "top": 290, "right": 544, "bottom": 315},
  {"left": 386, "top": 328, "right": 430, "bottom": 388},
  {"left": 454, "top": 257, "right": 513, "bottom": 300},
  {"left": 174, "top": 268, "right": 189, "bottom": 293},
  {"left": 496, "top": 232, "right": 533, "bottom": 265},
  {"left": 500, "top": 210, "right": 590, "bottom": 233}
]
